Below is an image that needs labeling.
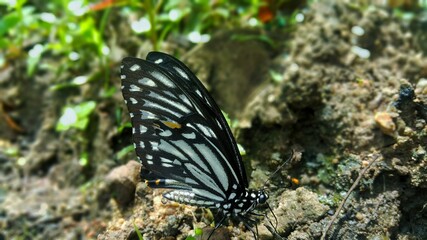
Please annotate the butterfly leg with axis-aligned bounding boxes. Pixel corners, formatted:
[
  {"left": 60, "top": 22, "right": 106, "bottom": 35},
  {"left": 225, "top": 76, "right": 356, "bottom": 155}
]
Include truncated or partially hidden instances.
[
  {"left": 239, "top": 215, "right": 258, "bottom": 240},
  {"left": 206, "top": 214, "right": 227, "bottom": 240},
  {"left": 246, "top": 210, "right": 282, "bottom": 240}
]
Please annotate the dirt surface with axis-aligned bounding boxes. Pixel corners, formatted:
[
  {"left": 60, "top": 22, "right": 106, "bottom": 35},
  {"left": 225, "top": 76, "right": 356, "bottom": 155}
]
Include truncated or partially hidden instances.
[{"left": 1, "top": 1, "right": 427, "bottom": 240}]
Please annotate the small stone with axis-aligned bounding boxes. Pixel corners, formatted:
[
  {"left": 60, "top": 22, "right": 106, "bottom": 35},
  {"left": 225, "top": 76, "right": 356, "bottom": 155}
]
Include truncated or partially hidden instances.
[
  {"left": 374, "top": 112, "right": 396, "bottom": 136},
  {"left": 361, "top": 160, "right": 369, "bottom": 168},
  {"left": 355, "top": 212, "right": 364, "bottom": 221},
  {"left": 105, "top": 161, "right": 141, "bottom": 207}
]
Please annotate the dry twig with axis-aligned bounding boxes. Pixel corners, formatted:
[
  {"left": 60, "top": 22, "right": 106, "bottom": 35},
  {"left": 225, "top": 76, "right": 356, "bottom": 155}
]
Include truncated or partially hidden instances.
[{"left": 320, "top": 154, "right": 381, "bottom": 240}]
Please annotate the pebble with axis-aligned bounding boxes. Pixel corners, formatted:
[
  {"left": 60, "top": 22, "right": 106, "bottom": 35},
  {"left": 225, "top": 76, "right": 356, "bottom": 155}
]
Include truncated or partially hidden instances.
[{"left": 374, "top": 112, "right": 396, "bottom": 136}]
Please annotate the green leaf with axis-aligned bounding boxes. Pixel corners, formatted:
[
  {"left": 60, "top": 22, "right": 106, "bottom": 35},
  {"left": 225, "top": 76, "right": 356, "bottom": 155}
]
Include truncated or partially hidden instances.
[
  {"left": 269, "top": 70, "right": 284, "bottom": 83},
  {"left": 133, "top": 223, "right": 144, "bottom": 240},
  {"left": 79, "top": 152, "right": 89, "bottom": 166},
  {"left": 237, "top": 143, "right": 246, "bottom": 156},
  {"left": 0, "top": 12, "right": 20, "bottom": 36},
  {"left": 117, "top": 122, "right": 132, "bottom": 134},
  {"left": 194, "top": 227, "right": 203, "bottom": 236},
  {"left": 27, "top": 44, "right": 45, "bottom": 76},
  {"left": 221, "top": 110, "right": 231, "bottom": 126},
  {"left": 56, "top": 101, "right": 96, "bottom": 131},
  {"left": 116, "top": 145, "right": 135, "bottom": 160}
]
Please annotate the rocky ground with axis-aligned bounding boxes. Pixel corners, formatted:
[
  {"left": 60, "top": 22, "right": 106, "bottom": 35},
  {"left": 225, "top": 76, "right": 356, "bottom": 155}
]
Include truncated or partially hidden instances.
[{"left": 1, "top": 2, "right": 426, "bottom": 240}]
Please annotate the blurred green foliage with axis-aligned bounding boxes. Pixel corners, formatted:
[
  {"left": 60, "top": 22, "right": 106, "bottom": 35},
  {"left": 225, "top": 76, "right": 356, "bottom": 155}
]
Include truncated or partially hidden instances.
[
  {"left": 0, "top": 0, "right": 308, "bottom": 168},
  {"left": 0, "top": 0, "right": 268, "bottom": 76},
  {"left": 56, "top": 101, "right": 96, "bottom": 131}
]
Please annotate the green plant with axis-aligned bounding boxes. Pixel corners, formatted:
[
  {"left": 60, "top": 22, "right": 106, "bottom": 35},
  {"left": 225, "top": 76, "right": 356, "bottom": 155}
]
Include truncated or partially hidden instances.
[
  {"left": 56, "top": 101, "right": 96, "bottom": 131},
  {"left": 133, "top": 222, "right": 144, "bottom": 240}
]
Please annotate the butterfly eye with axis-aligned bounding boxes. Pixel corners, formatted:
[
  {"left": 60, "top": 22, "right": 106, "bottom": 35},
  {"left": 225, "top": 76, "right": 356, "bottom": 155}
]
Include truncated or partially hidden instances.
[{"left": 259, "top": 191, "right": 268, "bottom": 204}]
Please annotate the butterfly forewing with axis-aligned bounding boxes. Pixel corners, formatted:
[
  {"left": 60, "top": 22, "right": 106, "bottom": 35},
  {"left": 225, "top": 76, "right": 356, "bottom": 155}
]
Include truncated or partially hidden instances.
[
  {"left": 145, "top": 52, "right": 248, "bottom": 188},
  {"left": 121, "top": 56, "right": 244, "bottom": 205}
]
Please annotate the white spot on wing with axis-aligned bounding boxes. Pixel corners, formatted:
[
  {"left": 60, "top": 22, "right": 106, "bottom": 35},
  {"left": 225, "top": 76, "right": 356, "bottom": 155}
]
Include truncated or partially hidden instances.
[
  {"left": 140, "top": 125, "right": 147, "bottom": 133},
  {"left": 151, "top": 141, "right": 159, "bottom": 151},
  {"left": 228, "top": 192, "right": 236, "bottom": 200},
  {"left": 129, "top": 97, "right": 138, "bottom": 104},
  {"left": 130, "top": 64, "right": 141, "bottom": 71},
  {"left": 129, "top": 84, "right": 141, "bottom": 92},
  {"left": 159, "top": 130, "right": 172, "bottom": 137},
  {"left": 182, "top": 132, "right": 196, "bottom": 139},
  {"left": 138, "top": 77, "right": 156, "bottom": 87},
  {"left": 120, "top": 75, "right": 126, "bottom": 79},
  {"left": 154, "top": 58, "right": 163, "bottom": 64}
]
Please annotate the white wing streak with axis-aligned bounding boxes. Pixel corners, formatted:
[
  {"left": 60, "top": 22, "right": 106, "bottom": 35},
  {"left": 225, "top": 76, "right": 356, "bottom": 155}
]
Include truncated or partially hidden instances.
[
  {"left": 158, "top": 139, "right": 187, "bottom": 162},
  {"left": 143, "top": 99, "right": 183, "bottom": 118},
  {"left": 147, "top": 91, "right": 191, "bottom": 114},
  {"left": 194, "top": 143, "right": 228, "bottom": 190},
  {"left": 185, "top": 163, "right": 225, "bottom": 199},
  {"left": 170, "top": 139, "right": 209, "bottom": 172},
  {"left": 150, "top": 71, "right": 175, "bottom": 88}
]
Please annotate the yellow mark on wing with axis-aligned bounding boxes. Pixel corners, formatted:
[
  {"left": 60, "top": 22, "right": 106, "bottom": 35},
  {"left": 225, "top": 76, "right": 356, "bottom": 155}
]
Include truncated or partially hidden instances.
[{"left": 162, "top": 121, "right": 182, "bottom": 129}]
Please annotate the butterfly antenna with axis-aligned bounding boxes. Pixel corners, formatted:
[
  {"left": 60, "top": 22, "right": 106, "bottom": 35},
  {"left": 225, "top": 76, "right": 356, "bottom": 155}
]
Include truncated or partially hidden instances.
[{"left": 263, "top": 149, "right": 295, "bottom": 187}]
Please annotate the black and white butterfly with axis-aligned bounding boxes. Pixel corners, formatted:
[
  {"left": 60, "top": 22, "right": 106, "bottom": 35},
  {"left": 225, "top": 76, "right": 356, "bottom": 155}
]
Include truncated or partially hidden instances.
[{"left": 120, "top": 52, "right": 272, "bottom": 238}]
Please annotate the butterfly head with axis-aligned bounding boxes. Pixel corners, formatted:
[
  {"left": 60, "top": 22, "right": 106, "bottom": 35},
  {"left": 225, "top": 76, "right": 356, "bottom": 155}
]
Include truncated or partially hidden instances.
[{"left": 258, "top": 190, "right": 268, "bottom": 204}]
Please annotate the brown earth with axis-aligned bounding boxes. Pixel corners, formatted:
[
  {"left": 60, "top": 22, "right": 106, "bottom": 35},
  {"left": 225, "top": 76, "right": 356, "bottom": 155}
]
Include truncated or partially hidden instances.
[{"left": 1, "top": 2, "right": 426, "bottom": 240}]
